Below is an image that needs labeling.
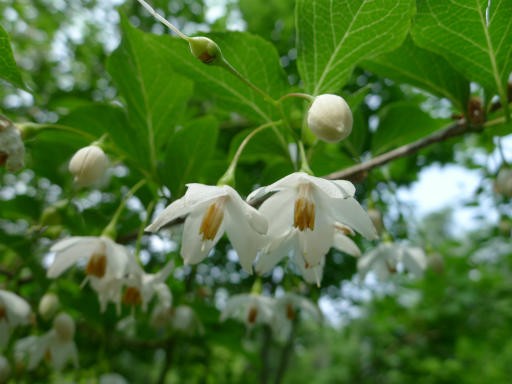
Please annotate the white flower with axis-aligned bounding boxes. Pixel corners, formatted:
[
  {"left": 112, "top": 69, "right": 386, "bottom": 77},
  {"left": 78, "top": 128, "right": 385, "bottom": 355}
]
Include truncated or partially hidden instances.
[
  {"left": 272, "top": 293, "right": 321, "bottom": 341},
  {"left": 122, "top": 261, "right": 173, "bottom": 311},
  {"left": 14, "top": 313, "right": 79, "bottom": 371},
  {"left": 250, "top": 172, "right": 377, "bottom": 285},
  {"left": 495, "top": 168, "right": 512, "bottom": 197},
  {"left": 357, "top": 242, "right": 427, "bottom": 280},
  {"left": 146, "top": 184, "right": 268, "bottom": 273},
  {"left": 170, "top": 305, "right": 204, "bottom": 335},
  {"left": 38, "top": 292, "right": 60, "bottom": 321},
  {"left": 220, "top": 294, "right": 275, "bottom": 328},
  {"left": 307, "top": 94, "right": 353, "bottom": 143},
  {"left": 0, "top": 116, "right": 24, "bottom": 172},
  {"left": 0, "top": 290, "right": 31, "bottom": 349},
  {"left": 47, "top": 236, "right": 139, "bottom": 281},
  {"left": 68, "top": 145, "right": 109, "bottom": 187},
  {"left": 99, "top": 373, "right": 129, "bottom": 384}
]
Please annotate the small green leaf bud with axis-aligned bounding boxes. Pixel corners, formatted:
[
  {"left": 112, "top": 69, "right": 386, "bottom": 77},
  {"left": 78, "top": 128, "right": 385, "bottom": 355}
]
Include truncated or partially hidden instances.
[
  {"left": 188, "top": 36, "right": 222, "bottom": 64},
  {"left": 307, "top": 94, "right": 353, "bottom": 143}
]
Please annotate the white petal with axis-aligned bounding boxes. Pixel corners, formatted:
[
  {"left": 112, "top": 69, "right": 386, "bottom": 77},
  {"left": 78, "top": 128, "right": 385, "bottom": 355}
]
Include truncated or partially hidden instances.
[
  {"left": 181, "top": 206, "right": 224, "bottom": 265},
  {"left": 402, "top": 247, "right": 427, "bottom": 277},
  {"left": 47, "top": 237, "right": 99, "bottom": 278},
  {"left": 309, "top": 176, "right": 354, "bottom": 198},
  {"left": 104, "top": 240, "right": 132, "bottom": 279},
  {"left": 0, "top": 290, "right": 31, "bottom": 327},
  {"left": 259, "top": 188, "right": 295, "bottom": 234},
  {"left": 145, "top": 198, "right": 190, "bottom": 232},
  {"left": 297, "top": 202, "right": 333, "bottom": 268},
  {"left": 330, "top": 197, "right": 378, "bottom": 239},
  {"left": 226, "top": 186, "right": 268, "bottom": 234},
  {"left": 332, "top": 233, "right": 361, "bottom": 257},
  {"left": 255, "top": 230, "right": 297, "bottom": 275}
]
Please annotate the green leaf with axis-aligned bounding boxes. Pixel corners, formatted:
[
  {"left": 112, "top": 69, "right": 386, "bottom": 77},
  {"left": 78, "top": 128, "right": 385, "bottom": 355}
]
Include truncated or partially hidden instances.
[
  {"left": 296, "top": 0, "right": 413, "bottom": 95},
  {"left": 107, "top": 16, "right": 194, "bottom": 172},
  {"left": 363, "top": 36, "right": 470, "bottom": 111},
  {"left": 372, "top": 102, "right": 449, "bottom": 155},
  {"left": 411, "top": 0, "right": 512, "bottom": 109},
  {"left": 0, "top": 24, "right": 25, "bottom": 89},
  {"left": 162, "top": 116, "right": 219, "bottom": 197},
  {"left": 149, "top": 32, "right": 289, "bottom": 123}
]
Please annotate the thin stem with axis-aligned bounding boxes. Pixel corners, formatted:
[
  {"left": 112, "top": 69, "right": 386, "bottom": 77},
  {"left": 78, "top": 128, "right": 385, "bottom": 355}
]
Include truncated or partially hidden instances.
[
  {"left": 259, "top": 325, "right": 273, "bottom": 384},
  {"left": 18, "top": 122, "right": 97, "bottom": 141},
  {"left": 102, "top": 179, "right": 147, "bottom": 238},
  {"left": 298, "top": 141, "right": 313, "bottom": 175},
  {"left": 277, "top": 93, "right": 314, "bottom": 104},
  {"left": 218, "top": 121, "right": 282, "bottom": 185},
  {"left": 135, "top": 199, "right": 156, "bottom": 257},
  {"left": 156, "top": 339, "right": 175, "bottom": 384},
  {"left": 135, "top": 0, "right": 189, "bottom": 40},
  {"left": 273, "top": 319, "right": 297, "bottom": 384}
]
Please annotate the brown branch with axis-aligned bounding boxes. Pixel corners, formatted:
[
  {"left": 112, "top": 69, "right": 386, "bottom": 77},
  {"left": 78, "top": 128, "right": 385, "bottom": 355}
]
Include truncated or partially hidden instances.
[{"left": 325, "top": 117, "right": 474, "bottom": 181}]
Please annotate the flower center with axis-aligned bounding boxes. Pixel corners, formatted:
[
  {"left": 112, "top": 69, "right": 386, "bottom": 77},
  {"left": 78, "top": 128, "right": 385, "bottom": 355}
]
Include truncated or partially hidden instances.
[
  {"left": 0, "top": 304, "right": 6, "bottom": 320},
  {"left": 86, "top": 252, "right": 107, "bottom": 278},
  {"left": 0, "top": 152, "right": 8, "bottom": 166},
  {"left": 286, "top": 303, "right": 296, "bottom": 321},
  {"left": 123, "top": 286, "right": 142, "bottom": 306},
  {"left": 294, "top": 183, "right": 315, "bottom": 231},
  {"left": 247, "top": 306, "right": 258, "bottom": 324},
  {"left": 199, "top": 198, "right": 226, "bottom": 241}
]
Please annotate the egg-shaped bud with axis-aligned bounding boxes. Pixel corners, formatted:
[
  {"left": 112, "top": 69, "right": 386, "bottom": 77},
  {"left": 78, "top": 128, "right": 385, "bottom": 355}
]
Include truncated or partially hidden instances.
[
  {"left": 0, "top": 116, "right": 25, "bottom": 172},
  {"left": 307, "top": 94, "right": 353, "bottom": 143},
  {"left": 68, "top": 145, "right": 108, "bottom": 187},
  {"left": 494, "top": 168, "right": 512, "bottom": 197},
  {"left": 52, "top": 312, "right": 75, "bottom": 342},
  {"left": 38, "top": 293, "right": 60, "bottom": 321},
  {"left": 188, "top": 36, "right": 222, "bottom": 64}
]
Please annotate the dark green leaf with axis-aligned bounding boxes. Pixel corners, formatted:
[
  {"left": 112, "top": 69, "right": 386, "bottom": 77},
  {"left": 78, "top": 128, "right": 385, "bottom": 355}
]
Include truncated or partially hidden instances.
[{"left": 0, "top": 24, "right": 25, "bottom": 89}]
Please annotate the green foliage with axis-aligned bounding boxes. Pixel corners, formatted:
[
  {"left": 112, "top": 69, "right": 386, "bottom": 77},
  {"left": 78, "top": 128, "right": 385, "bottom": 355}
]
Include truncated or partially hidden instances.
[{"left": 0, "top": 24, "right": 25, "bottom": 89}]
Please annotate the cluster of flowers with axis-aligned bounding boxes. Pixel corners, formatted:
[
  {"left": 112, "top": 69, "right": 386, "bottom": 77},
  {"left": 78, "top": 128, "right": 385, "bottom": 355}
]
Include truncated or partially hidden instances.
[
  {"left": 146, "top": 172, "right": 379, "bottom": 286},
  {"left": 221, "top": 292, "right": 321, "bottom": 341},
  {"left": 0, "top": 290, "right": 78, "bottom": 374}
]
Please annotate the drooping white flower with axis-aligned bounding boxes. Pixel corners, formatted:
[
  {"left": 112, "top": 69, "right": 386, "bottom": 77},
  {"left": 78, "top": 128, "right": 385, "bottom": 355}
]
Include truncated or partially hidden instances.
[
  {"left": 146, "top": 184, "right": 268, "bottom": 273},
  {"left": 272, "top": 293, "right": 321, "bottom": 341},
  {"left": 220, "top": 294, "right": 275, "bottom": 328},
  {"left": 249, "top": 172, "right": 377, "bottom": 285},
  {"left": 357, "top": 242, "right": 427, "bottom": 280},
  {"left": 14, "top": 312, "right": 79, "bottom": 371},
  {"left": 47, "top": 236, "right": 139, "bottom": 281},
  {"left": 0, "top": 290, "right": 31, "bottom": 349},
  {"left": 0, "top": 116, "right": 25, "bottom": 172},
  {"left": 307, "top": 94, "right": 353, "bottom": 143},
  {"left": 122, "top": 261, "right": 173, "bottom": 311},
  {"left": 68, "top": 145, "right": 109, "bottom": 188}
]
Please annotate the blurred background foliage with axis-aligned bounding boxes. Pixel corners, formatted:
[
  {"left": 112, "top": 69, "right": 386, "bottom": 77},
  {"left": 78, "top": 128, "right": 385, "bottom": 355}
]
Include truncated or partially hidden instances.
[{"left": 1, "top": 0, "right": 512, "bottom": 383}]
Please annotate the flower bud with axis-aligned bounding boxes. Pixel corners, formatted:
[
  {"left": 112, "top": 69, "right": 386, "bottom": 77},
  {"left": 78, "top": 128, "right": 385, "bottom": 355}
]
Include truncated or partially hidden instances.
[
  {"left": 52, "top": 313, "right": 75, "bottom": 342},
  {"left": 494, "top": 168, "right": 512, "bottom": 197},
  {"left": 68, "top": 145, "right": 108, "bottom": 187},
  {"left": 0, "top": 116, "right": 25, "bottom": 172},
  {"left": 38, "top": 293, "right": 60, "bottom": 321},
  {"left": 307, "top": 94, "right": 353, "bottom": 143},
  {"left": 188, "top": 36, "right": 222, "bottom": 64}
]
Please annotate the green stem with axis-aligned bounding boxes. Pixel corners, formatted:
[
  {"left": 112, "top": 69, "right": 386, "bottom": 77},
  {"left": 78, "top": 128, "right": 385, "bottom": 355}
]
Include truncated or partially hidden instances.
[
  {"left": 277, "top": 93, "right": 314, "bottom": 104},
  {"left": 18, "top": 122, "right": 97, "bottom": 141},
  {"left": 102, "top": 179, "right": 147, "bottom": 239},
  {"left": 136, "top": 0, "right": 189, "bottom": 40},
  {"left": 136, "top": 199, "right": 156, "bottom": 257},
  {"left": 218, "top": 121, "right": 282, "bottom": 186},
  {"left": 273, "top": 319, "right": 298, "bottom": 384},
  {"left": 298, "top": 141, "right": 313, "bottom": 175}
]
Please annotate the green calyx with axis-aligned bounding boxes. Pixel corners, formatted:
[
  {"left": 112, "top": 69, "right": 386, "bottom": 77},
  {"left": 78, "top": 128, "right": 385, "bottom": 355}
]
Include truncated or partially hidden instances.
[{"left": 188, "top": 36, "right": 222, "bottom": 65}]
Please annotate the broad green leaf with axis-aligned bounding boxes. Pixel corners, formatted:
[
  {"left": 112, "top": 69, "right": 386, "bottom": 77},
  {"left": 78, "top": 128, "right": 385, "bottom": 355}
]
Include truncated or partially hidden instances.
[
  {"left": 149, "top": 32, "right": 289, "bottom": 123},
  {"left": 296, "top": 0, "right": 413, "bottom": 95},
  {"left": 162, "top": 116, "right": 219, "bottom": 197},
  {"left": 363, "top": 36, "right": 470, "bottom": 111},
  {"left": 228, "top": 126, "right": 290, "bottom": 164},
  {"left": 411, "top": 0, "right": 512, "bottom": 109},
  {"left": 107, "top": 16, "right": 194, "bottom": 172},
  {"left": 310, "top": 142, "right": 356, "bottom": 176},
  {"left": 372, "top": 102, "right": 449, "bottom": 155},
  {"left": 0, "top": 24, "right": 25, "bottom": 89}
]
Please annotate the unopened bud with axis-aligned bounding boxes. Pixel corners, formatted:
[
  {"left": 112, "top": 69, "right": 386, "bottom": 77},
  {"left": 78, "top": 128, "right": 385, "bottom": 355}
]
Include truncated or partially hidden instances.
[
  {"left": 307, "top": 94, "right": 353, "bottom": 143},
  {"left": 38, "top": 293, "right": 60, "bottom": 321},
  {"left": 188, "top": 36, "right": 222, "bottom": 64},
  {"left": 0, "top": 116, "right": 25, "bottom": 172},
  {"left": 68, "top": 145, "right": 108, "bottom": 188},
  {"left": 494, "top": 168, "right": 512, "bottom": 198},
  {"left": 53, "top": 312, "right": 75, "bottom": 341}
]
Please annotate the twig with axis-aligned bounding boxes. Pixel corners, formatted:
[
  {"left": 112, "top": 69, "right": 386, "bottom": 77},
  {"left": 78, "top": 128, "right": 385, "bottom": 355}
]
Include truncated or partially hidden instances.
[{"left": 325, "top": 118, "right": 471, "bottom": 180}]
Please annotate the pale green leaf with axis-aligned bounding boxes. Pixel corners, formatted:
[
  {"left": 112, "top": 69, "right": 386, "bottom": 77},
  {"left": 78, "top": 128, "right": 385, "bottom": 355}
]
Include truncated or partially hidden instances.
[
  {"left": 107, "top": 16, "right": 194, "bottom": 171},
  {"left": 0, "top": 24, "right": 25, "bottom": 89},
  {"left": 411, "top": 0, "right": 512, "bottom": 109},
  {"left": 149, "top": 32, "right": 289, "bottom": 123},
  {"left": 363, "top": 36, "right": 470, "bottom": 111},
  {"left": 296, "top": 0, "right": 413, "bottom": 95}
]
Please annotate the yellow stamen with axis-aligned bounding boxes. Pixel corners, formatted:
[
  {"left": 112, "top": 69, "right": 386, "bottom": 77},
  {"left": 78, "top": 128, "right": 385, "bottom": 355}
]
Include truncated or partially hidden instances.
[
  {"left": 86, "top": 252, "right": 107, "bottom": 278},
  {"left": 0, "top": 305, "right": 5, "bottom": 320},
  {"left": 286, "top": 303, "right": 295, "bottom": 321},
  {"left": 294, "top": 184, "right": 315, "bottom": 231},
  {"left": 123, "top": 286, "right": 142, "bottom": 306},
  {"left": 335, "top": 223, "right": 354, "bottom": 236},
  {"left": 247, "top": 306, "right": 258, "bottom": 324},
  {"left": 199, "top": 199, "right": 225, "bottom": 241}
]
